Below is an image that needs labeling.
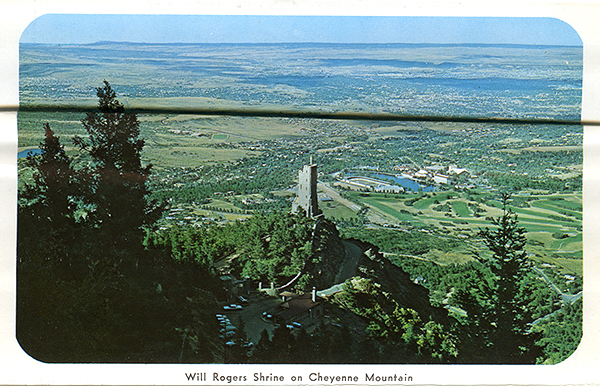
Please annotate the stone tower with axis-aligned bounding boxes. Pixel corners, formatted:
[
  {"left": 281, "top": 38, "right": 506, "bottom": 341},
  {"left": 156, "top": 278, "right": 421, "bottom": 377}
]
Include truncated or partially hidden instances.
[{"left": 293, "top": 156, "right": 319, "bottom": 217}]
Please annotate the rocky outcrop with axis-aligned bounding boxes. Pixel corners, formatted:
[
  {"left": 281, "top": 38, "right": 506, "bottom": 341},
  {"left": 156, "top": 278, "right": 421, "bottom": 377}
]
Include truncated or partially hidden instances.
[
  {"left": 305, "top": 220, "right": 448, "bottom": 325},
  {"left": 304, "top": 218, "right": 347, "bottom": 289},
  {"left": 347, "top": 238, "right": 449, "bottom": 324}
]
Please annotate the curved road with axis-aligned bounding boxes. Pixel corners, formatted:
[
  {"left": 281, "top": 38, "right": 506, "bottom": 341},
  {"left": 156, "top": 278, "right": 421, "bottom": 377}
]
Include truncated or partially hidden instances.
[
  {"left": 335, "top": 240, "right": 363, "bottom": 283},
  {"left": 531, "top": 266, "right": 582, "bottom": 305}
]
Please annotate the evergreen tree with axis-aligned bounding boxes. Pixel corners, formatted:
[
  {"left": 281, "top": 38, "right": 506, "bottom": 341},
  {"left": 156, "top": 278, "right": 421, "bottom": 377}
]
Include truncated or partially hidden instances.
[
  {"left": 74, "top": 80, "right": 162, "bottom": 261},
  {"left": 227, "top": 318, "right": 250, "bottom": 363},
  {"left": 19, "top": 123, "right": 90, "bottom": 276},
  {"left": 251, "top": 329, "right": 273, "bottom": 363},
  {"left": 534, "top": 299, "right": 582, "bottom": 364},
  {"left": 17, "top": 83, "right": 219, "bottom": 363},
  {"left": 21, "top": 123, "right": 77, "bottom": 223},
  {"left": 17, "top": 124, "right": 113, "bottom": 361},
  {"left": 456, "top": 193, "right": 540, "bottom": 363},
  {"left": 269, "top": 324, "right": 295, "bottom": 363}
]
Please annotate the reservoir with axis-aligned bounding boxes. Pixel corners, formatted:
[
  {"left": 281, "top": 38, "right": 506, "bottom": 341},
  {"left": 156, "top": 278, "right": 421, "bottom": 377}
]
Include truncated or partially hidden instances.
[
  {"left": 370, "top": 173, "right": 435, "bottom": 192},
  {"left": 17, "top": 148, "right": 42, "bottom": 158}
]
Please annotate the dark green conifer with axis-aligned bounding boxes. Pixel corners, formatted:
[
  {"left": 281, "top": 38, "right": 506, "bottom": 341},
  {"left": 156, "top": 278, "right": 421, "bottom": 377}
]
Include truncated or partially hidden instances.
[
  {"left": 19, "top": 123, "right": 88, "bottom": 275},
  {"left": 74, "top": 80, "right": 162, "bottom": 261},
  {"left": 456, "top": 193, "right": 540, "bottom": 363}
]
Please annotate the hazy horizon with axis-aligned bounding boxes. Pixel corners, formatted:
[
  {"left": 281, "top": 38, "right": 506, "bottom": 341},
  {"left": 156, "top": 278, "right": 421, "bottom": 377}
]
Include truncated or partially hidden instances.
[{"left": 20, "top": 15, "right": 583, "bottom": 47}]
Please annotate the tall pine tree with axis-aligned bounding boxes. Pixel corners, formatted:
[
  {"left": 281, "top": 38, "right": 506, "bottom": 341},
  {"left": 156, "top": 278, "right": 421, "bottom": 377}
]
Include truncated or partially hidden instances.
[
  {"left": 18, "top": 82, "right": 216, "bottom": 363},
  {"left": 17, "top": 123, "right": 95, "bottom": 361},
  {"left": 456, "top": 193, "right": 540, "bottom": 363},
  {"left": 18, "top": 123, "right": 90, "bottom": 275},
  {"left": 21, "top": 123, "right": 77, "bottom": 226},
  {"left": 74, "top": 80, "right": 161, "bottom": 263}
]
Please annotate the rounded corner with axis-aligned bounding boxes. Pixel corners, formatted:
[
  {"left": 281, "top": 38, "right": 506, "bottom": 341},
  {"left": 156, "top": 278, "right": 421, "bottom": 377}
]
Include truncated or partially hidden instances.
[
  {"left": 544, "top": 17, "right": 583, "bottom": 47},
  {"left": 19, "top": 13, "right": 59, "bottom": 45},
  {"left": 14, "top": 331, "right": 55, "bottom": 364}
]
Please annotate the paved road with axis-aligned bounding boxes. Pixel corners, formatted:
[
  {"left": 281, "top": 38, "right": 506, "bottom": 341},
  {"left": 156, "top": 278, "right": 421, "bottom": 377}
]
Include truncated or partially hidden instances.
[
  {"left": 317, "top": 284, "right": 346, "bottom": 297},
  {"left": 562, "top": 291, "right": 583, "bottom": 304},
  {"left": 530, "top": 310, "right": 559, "bottom": 329},
  {"left": 527, "top": 266, "right": 582, "bottom": 331},
  {"left": 335, "top": 240, "right": 363, "bottom": 283},
  {"left": 445, "top": 305, "right": 467, "bottom": 317},
  {"left": 531, "top": 266, "right": 582, "bottom": 305},
  {"left": 317, "top": 183, "right": 361, "bottom": 212},
  {"left": 223, "top": 296, "right": 281, "bottom": 344}
]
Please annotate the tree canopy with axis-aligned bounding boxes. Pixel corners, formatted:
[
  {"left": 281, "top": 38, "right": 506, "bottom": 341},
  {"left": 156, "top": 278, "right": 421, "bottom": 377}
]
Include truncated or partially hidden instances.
[
  {"left": 455, "top": 193, "right": 541, "bottom": 363},
  {"left": 74, "top": 80, "right": 162, "bottom": 259},
  {"left": 17, "top": 82, "right": 218, "bottom": 363}
]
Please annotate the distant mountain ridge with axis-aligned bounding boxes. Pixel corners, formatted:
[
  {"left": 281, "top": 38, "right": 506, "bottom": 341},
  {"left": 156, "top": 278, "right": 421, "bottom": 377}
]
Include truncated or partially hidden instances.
[{"left": 79, "top": 41, "right": 582, "bottom": 48}]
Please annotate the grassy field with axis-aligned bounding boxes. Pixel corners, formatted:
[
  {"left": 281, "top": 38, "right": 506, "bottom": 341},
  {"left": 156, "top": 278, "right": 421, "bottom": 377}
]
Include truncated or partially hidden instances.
[
  {"left": 145, "top": 146, "right": 258, "bottom": 168},
  {"left": 18, "top": 112, "right": 88, "bottom": 148},
  {"left": 18, "top": 108, "right": 306, "bottom": 169},
  {"left": 138, "top": 113, "right": 305, "bottom": 168},
  {"left": 320, "top": 202, "right": 361, "bottom": 220},
  {"left": 340, "top": 189, "right": 582, "bottom": 275}
]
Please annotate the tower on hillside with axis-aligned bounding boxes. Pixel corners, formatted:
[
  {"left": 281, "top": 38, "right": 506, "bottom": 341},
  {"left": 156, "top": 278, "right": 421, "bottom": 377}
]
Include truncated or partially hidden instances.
[{"left": 292, "top": 156, "right": 319, "bottom": 217}]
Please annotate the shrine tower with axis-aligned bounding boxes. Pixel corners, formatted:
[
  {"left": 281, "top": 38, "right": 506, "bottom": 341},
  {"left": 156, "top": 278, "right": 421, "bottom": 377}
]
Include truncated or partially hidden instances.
[{"left": 292, "top": 156, "right": 319, "bottom": 217}]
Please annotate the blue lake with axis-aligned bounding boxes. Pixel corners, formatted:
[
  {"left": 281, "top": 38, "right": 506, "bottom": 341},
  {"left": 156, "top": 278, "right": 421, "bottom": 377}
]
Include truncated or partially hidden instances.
[
  {"left": 369, "top": 173, "right": 435, "bottom": 192},
  {"left": 17, "top": 148, "right": 42, "bottom": 158}
]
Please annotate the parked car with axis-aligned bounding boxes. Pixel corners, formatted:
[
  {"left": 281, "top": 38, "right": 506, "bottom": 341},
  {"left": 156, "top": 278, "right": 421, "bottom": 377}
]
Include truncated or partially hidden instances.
[
  {"left": 291, "top": 322, "right": 302, "bottom": 329},
  {"left": 219, "top": 331, "right": 235, "bottom": 339},
  {"left": 238, "top": 296, "right": 249, "bottom": 304},
  {"left": 223, "top": 304, "right": 242, "bottom": 311},
  {"left": 241, "top": 341, "right": 254, "bottom": 349},
  {"left": 220, "top": 325, "right": 236, "bottom": 333}
]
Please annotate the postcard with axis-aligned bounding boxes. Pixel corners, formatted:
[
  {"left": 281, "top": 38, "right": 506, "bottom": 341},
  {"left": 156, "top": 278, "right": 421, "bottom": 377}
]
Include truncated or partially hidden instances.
[{"left": 1, "top": 1, "right": 599, "bottom": 385}]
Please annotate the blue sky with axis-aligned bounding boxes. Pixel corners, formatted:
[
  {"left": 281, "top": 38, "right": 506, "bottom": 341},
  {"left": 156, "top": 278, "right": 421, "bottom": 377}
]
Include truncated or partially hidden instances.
[{"left": 20, "top": 15, "right": 582, "bottom": 46}]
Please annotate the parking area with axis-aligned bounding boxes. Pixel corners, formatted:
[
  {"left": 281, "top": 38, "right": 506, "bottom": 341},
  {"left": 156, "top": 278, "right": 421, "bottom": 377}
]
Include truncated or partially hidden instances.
[{"left": 220, "top": 294, "right": 282, "bottom": 344}]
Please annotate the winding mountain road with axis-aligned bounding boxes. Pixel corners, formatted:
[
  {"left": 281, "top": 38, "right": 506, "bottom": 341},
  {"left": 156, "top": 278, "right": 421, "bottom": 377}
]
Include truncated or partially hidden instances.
[{"left": 532, "top": 266, "right": 582, "bottom": 305}]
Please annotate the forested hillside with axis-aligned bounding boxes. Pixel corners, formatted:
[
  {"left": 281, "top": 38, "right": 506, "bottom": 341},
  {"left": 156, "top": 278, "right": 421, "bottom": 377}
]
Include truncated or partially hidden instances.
[{"left": 17, "top": 82, "right": 222, "bottom": 362}]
